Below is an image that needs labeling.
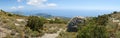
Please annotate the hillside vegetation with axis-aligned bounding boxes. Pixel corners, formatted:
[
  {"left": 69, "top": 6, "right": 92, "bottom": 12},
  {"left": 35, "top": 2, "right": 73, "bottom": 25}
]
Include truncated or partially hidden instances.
[
  {"left": 77, "top": 11, "right": 120, "bottom": 38},
  {"left": 1, "top": 9, "right": 120, "bottom": 38},
  {"left": 57, "top": 11, "right": 120, "bottom": 38},
  {"left": 0, "top": 10, "right": 69, "bottom": 38}
]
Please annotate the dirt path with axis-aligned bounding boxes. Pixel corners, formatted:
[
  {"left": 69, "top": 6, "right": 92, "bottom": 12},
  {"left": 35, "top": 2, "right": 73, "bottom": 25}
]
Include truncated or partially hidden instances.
[{"left": 41, "top": 29, "right": 63, "bottom": 38}]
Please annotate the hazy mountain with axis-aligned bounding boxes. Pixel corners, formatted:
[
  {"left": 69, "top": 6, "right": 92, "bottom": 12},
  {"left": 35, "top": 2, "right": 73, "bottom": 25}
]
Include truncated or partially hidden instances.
[{"left": 33, "top": 13, "right": 53, "bottom": 18}]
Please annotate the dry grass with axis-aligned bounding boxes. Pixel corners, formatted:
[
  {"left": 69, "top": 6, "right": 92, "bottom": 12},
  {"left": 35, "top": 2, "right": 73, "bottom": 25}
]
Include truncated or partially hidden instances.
[
  {"left": 43, "top": 24, "right": 67, "bottom": 33},
  {"left": 57, "top": 31, "right": 77, "bottom": 38}
]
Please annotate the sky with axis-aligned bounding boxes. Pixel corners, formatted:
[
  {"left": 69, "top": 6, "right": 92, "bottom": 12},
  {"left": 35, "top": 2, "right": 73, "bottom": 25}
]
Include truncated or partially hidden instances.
[{"left": 0, "top": 0, "right": 120, "bottom": 17}]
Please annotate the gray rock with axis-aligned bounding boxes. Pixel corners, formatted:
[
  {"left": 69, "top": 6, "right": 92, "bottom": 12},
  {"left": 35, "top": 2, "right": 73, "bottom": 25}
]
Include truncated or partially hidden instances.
[{"left": 67, "top": 16, "right": 85, "bottom": 32}]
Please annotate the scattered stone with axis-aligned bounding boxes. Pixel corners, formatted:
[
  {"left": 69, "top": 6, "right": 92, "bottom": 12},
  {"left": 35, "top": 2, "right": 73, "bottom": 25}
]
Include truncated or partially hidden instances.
[
  {"left": 16, "top": 19, "right": 25, "bottom": 22},
  {"left": 0, "top": 27, "right": 12, "bottom": 38},
  {"left": 0, "top": 32, "right": 6, "bottom": 38},
  {"left": 6, "top": 19, "right": 10, "bottom": 21},
  {"left": 15, "top": 23, "right": 20, "bottom": 26},
  {"left": 112, "top": 18, "right": 120, "bottom": 23}
]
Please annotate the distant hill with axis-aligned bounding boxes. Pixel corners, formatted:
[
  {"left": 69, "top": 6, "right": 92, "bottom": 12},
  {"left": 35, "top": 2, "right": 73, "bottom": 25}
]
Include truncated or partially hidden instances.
[
  {"left": 10, "top": 10, "right": 71, "bottom": 19},
  {"left": 33, "top": 13, "right": 71, "bottom": 19},
  {"left": 33, "top": 13, "right": 53, "bottom": 18}
]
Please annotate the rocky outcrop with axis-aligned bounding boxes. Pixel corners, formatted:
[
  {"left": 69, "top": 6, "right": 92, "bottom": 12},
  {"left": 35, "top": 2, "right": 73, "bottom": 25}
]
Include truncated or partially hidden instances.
[{"left": 67, "top": 16, "right": 85, "bottom": 32}]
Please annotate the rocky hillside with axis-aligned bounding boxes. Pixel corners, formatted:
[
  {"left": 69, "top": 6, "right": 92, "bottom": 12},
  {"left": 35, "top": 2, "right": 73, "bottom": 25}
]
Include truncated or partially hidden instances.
[
  {"left": 105, "top": 11, "right": 120, "bottom": 38},
  {"left": 2, "top": 9, "right": 120, "bottom": 38},
  {"left": 57, "top": 11, "right": 120, "bottom": 38},
  {"left": 0, "top": 10, "right": 68, "bottom": 38},
  {"left": 0, "top": 10, "right": 27, "bottom": 38}
]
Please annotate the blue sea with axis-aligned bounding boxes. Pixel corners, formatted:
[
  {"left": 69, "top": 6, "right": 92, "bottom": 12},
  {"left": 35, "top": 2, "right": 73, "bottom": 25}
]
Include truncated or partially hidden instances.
[{"left": 10, "top": 9, "right": 114, "bottom": 17}]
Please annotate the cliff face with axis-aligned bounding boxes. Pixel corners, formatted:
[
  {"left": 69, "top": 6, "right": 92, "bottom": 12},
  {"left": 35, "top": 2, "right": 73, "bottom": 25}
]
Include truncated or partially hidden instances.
[{"left": 67, "top": 16, "right": 85, "bottom": 32}]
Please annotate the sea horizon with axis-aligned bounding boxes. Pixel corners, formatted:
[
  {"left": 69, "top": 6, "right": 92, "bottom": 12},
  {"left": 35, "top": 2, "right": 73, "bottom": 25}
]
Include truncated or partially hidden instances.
[{"left": 6, "top": 9, "right": 114, "bottom": 18}]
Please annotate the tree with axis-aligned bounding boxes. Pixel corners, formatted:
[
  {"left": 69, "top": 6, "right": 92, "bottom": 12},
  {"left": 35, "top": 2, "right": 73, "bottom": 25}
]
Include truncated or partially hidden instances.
[{"left": 26, "top": 16, "right": 44, "bottom": 32}]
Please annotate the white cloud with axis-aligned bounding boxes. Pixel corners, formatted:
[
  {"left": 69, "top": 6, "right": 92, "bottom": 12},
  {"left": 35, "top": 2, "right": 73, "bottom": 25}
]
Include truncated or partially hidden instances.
[
  {"left": 42, "top": 0, "right": 47, "bottom": 2},
  {"left": 27, "top": 0, "right": 57, "bottom": 7},
  {"left": 11, "top": 7, "right": 17, "bottom": 9},
  {"left": 18, "top": 6, "right": 24, "bottom": 9},
  {"left": 11, "top": 6, "right": 24, "bottom": 9},
  {"left": 27, "top": 0, "right": 47, "bottom": 7},
  {"left": 47, "top": 3, "right": 57, "bottom": 7},
  {"left": 17, "top": 0, "right": 22, "bottom": 2}
]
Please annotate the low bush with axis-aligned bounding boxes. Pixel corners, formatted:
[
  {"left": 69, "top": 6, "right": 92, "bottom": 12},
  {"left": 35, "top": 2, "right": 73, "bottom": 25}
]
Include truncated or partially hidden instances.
[{"left": 26, "top": 16, "right": 44, "bottom": 32}]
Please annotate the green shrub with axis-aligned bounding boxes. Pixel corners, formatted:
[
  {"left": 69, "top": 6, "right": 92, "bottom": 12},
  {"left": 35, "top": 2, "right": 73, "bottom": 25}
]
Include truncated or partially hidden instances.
[
  {"left": 49, "top": 18, "right": 67, "bottom": 24},
  {"left": 77, "top": 22, "right": 108, "bottom": 38},
  {"left": 7, "top": 13, "right": 13, "bottom": 16},
  {"left": 113, "top": 11, "right": 117, "bottom": 14},
  {"left": 26, "top": 16, "right": 44, "bottom": 32},
  {"left": 77, "top": 17, "right": 109, "bottom": 38},
  {"left": 97, "top": 15, "right": 109, "bottom": 26}
]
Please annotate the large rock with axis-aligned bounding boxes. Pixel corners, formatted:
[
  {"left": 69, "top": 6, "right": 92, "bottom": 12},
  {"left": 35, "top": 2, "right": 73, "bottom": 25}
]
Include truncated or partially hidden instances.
[{"left": 67, "top": 16, "right": 85, "bottom": 32}]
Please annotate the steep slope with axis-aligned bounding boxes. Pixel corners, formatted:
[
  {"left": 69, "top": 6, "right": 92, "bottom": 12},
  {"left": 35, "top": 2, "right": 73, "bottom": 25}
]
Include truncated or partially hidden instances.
[{"left": 0, "top": 10, "right": 27, "bottom": 38}]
